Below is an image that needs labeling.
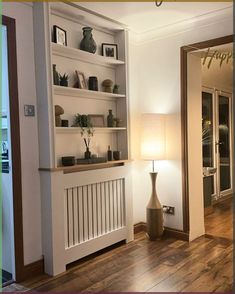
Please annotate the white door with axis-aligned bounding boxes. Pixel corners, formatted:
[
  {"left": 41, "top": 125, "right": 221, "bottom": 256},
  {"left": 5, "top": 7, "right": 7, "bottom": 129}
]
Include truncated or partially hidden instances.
[{"left": 202, "top": 88, "right": 233, "bottom": 201}]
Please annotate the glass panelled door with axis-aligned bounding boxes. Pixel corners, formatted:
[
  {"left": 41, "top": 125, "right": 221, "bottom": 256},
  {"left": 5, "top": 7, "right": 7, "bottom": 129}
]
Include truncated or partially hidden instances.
[
  {"left": 202, "top": 88, "right": 233, "bottom": 200},
  {"left": 217, "top": 93, "right": 233, "bottom": 196}
]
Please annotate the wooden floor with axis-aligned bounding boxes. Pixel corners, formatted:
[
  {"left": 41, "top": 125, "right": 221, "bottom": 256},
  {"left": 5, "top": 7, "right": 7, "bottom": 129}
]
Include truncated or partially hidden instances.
[
  {"left": 3, "top": 200, "right": 233, "bottom": 292},
  {"left": 205, "top": 198, "right": 233, "bottom": 240}
]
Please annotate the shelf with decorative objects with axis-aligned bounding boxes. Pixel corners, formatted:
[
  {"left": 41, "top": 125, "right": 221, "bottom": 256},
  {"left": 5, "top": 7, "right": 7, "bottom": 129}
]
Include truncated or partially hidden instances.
[
  {"left": 51, "top": 43, "right": 125, "bottom": 68},
  {"left": 55, "top": 127, "right": 127, "bottom": 134},
  {"left": 53, "top": 85, "right": 125, "bottom": 100}
]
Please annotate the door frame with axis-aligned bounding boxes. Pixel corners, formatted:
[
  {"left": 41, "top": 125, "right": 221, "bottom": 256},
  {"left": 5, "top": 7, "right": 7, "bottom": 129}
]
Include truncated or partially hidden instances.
[{"left": 180, "top": 35, "right": 233, "bottom": 233}]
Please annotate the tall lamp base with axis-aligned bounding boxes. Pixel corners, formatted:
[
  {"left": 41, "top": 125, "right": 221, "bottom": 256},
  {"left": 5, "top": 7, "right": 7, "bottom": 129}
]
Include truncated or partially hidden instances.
[{"left": 146, "top": 172, "right": 163, "bottom": 240}]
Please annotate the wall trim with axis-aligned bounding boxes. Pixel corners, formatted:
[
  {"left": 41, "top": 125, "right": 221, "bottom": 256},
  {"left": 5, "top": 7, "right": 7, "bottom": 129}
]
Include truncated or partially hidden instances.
[
  {"left": 131, "top": 6, "right": 232, "bottom": 45},
  {"left": 23, "top": 259, "right": 44, "bottom": 281},
  {"left": 134, "top": 222, "right": 189, "bottom": 241}
]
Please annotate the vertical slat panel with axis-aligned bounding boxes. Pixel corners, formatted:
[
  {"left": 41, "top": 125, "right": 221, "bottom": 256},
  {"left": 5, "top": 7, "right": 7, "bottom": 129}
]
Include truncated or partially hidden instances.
[
  {"left": 92, "top": 184, "right": 98, "bottom": 238},
  {"left": 83, "top": 186, "right": 89, "bottom": 241},
  {"left": 109, "top": 180, "right": 114, "bottom": 231},
  {"left": 105, "top": 181, "right": 110, "bottom": 232},
  {"left": 122, "top": 179, "right": 126, "bottom": 226},
  {"left": 68, "top": 188, "right": 74, "bottom": 247},
  {"left": 64, "top": 177, "right": 126, "bottom": 249},
  {"left": 113, "top": 180, "right": 117, "bottom": 230},
  {"left": 78, "top": 186, "right": 84, "bottom": 243},
  {"left": 64, "top": 190, "right": 69, "bottom": 249},
  {"left": 116, "top": 179, "right": 120, "bottom": 228},
  {"left": 120, "top": 179, "right": 124, "bottom": 227},
  {"left": 96, "top": 183, "right": 101, "bottom": 237},
  {"left": 87, "top": 185, "right": 93, "bottom": 240},
  {"left": 73, "top": 187, "right": 79, "bottom": 245}
]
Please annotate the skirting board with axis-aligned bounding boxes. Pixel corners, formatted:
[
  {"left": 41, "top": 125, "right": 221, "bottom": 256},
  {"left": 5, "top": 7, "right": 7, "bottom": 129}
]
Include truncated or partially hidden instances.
[
  {"left": 19, "top": 259, "right": 44, "bottom": 282},
  {"left": 134, "top": 222, "right": 189, "bottom": 241}
]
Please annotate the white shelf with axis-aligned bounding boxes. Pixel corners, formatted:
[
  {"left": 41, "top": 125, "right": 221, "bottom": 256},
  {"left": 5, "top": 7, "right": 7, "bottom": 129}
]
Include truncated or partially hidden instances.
[
  {"left": 56, "top": 127, "right": 127, "bottom": 134},
  {"left": 51, "top": 43, "right": 125, "bottom": 68},
  {"left": 53, "top": 85, "right": 125, "bottom": 100}
]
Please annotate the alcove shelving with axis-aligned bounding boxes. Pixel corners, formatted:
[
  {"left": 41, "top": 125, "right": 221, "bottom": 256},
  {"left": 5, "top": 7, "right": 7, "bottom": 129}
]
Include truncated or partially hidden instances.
[{"left": 48, "top": 2, "right": 129, "bottom": 168}]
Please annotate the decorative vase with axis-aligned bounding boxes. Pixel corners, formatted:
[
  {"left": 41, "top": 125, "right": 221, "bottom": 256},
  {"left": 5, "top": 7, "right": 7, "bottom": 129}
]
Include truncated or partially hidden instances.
[
  {"left": 107, "top": 109, "right": 114, "bottom": 127},
  {"left": 60, "top": 80, "right": 68, "bottom": 87},
  {"left": 113, "top": 85, "right": 120, "bottom": 94},
  {"left": 84, "top": 147, "right": 91, "bottom": 159},
  {"left": 146, "top": 172, "right": 163, "bottom": 240},
  {"left": 88, "top": 76, "right": 98, "bottom": 91},
  {"left": 53, "top": 64, "right": 60, "bottom": 85},
  {"left": 80, "top": 27, "right": 97, "bottom": 54}
]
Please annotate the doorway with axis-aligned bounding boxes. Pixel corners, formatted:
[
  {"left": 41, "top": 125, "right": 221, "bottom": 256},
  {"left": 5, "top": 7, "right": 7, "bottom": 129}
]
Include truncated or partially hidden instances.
[
  {"left": 1, "top": 15, "right": 25, "bottom": 284},
  {"left": 180, "top": 35, "right": 234, "bottom": 240}
]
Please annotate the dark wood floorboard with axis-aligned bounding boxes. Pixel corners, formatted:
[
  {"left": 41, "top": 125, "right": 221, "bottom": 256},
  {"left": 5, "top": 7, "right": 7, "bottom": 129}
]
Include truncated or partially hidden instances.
[
  {"left": 3, "top": 200, "right": 233, "bottom": 292},
  {"left": 205, "top": 198, "right": 233, "bottom": 240}
]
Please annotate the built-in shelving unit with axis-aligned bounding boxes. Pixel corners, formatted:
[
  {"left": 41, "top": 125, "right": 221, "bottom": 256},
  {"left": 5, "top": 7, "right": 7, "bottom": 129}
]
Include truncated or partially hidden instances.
[
  {"left": 34, "top": 1, "right": 132, "bottom": 277},
  {"left": 49, "top": 2, "right": 129, "bottom": 168}
]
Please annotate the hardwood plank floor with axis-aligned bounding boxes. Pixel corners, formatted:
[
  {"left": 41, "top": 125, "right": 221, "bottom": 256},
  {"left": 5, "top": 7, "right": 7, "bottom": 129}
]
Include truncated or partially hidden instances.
[
  {"left": 3, "top": 199, "right": 233, "bottom": 292},
  {"left": 205, "top": 198, "right": 233, "bottom": 240}
]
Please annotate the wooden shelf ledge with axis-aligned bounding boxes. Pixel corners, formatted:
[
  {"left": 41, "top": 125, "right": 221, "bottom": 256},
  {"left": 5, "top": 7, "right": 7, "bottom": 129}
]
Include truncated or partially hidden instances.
[
  {"left": 51, "top": 43, "right": 125, "bottom": 68},
  {"left": 53, "top": 85, "right": 126, "bottom": 100},
  {"left": 55, "top": 127, "right": 127, "bottom": 134},
  {"left": 39, "top": 160, "right": 130, "bottom": 174}
]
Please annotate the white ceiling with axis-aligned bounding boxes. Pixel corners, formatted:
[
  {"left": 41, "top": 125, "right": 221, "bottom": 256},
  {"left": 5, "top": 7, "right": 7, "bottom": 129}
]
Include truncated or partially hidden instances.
[{"left": 78, "top": 2, "right": 232, "bottom": 34}]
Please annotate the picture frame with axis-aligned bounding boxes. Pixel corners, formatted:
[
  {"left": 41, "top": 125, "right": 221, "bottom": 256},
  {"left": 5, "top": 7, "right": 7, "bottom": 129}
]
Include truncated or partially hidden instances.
[
  {"left": 88, "top": 114, "right": 105, "bottom": 127},
  {"left": 101, "top": 43, "right": 118, "bottom": 59},
  {"left": 75, "top": 70, "right": 87, "bottom": 89},
  {"left": 53, "top": 25, "right": 67, "bottom": 46}
]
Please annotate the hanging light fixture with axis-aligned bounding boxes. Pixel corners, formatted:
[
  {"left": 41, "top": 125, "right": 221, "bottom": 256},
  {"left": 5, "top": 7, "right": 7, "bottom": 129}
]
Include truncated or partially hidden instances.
[{"left": 155, "top": 1, "right": 163, "bottom": 7}]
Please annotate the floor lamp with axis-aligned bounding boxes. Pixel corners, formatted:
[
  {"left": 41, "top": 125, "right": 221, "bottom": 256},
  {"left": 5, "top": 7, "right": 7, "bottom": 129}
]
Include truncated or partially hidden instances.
[{"left": 141, "top": 113, "right": 166, "bottom": 240}]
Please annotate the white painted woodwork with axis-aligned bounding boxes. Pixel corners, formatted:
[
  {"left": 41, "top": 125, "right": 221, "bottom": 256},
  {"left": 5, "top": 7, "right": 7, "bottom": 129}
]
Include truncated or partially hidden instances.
[
  {"left": 34, "top": 2, "right": 133, "bottom": 276},
  {"left": 53, "top": 85, "right": 126, "bottom": 100},
  {"left": 40, "top": 165, "right": 133, "bottom": 276}
]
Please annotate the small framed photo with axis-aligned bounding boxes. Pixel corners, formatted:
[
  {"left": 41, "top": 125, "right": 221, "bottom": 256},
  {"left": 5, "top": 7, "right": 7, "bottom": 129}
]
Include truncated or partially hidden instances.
[
  {"left": 75, "top": 70, "right": 87, "bottom": 89},
  {"left": 102, "top": 43, "right": 118, "bottom": 59},
  {"left": 53, "top": 25, "right": 67, "bottom": 46},
  {"left": 88, "top": 115, "right": 105, "bottom": 127}
]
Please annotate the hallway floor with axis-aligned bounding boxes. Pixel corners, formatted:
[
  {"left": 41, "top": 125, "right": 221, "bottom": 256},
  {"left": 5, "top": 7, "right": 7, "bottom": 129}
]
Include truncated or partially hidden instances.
[{"left": 3, "top": 199, "right": 233, "bottom": 292}]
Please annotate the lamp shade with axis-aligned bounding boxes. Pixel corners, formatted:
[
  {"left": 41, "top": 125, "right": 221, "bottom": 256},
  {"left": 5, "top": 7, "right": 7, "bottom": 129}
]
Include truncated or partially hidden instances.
[{"left": 140, "top": 113, "right": 166, "bottom": 160}]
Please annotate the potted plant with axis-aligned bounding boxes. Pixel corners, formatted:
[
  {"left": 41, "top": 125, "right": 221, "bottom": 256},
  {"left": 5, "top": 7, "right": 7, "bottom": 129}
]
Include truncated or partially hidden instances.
[
  {"left": 74, "top": 114, "right": 94, "bottom": 159},
  {"left": 59, "top": 73, "right": 69, "bottom": 87}
]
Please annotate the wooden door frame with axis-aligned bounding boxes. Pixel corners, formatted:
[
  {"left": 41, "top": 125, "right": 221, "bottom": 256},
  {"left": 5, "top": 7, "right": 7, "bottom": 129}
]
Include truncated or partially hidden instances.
[
  {"left": 2, "top": 14, "right": 44, "bottom": 282},
  {"left": 180, "top": 35, "right": 234, "bottom": 233},
  {"left": 2, "top": 14, "right": 25, "bottom": 282}
]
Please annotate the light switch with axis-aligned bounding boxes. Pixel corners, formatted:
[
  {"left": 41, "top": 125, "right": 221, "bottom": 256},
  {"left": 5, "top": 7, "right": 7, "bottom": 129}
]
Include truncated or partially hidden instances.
[{"left": 24, "top": 105, "right": 35, "bottom": 117}]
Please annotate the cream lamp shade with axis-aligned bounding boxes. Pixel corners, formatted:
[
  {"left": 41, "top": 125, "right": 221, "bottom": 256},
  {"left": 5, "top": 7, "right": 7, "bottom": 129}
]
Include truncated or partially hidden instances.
[{"left": 140, "top": 113, "right": 166, "bottom": 160}]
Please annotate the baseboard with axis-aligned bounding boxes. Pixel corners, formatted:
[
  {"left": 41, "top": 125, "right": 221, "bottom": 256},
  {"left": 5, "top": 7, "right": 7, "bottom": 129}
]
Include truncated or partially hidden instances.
[
  {"left": 22, "top": 259, "right": 44, "bottom": 281},
  {"left": 163, "top": 227, "right": 189, "bottom": 241},
  {"left": 134, "top": 222, "right": 189, "bottom": 241},
  {"left": 134, "top": 222, "right": 147, "bottom": 234}
]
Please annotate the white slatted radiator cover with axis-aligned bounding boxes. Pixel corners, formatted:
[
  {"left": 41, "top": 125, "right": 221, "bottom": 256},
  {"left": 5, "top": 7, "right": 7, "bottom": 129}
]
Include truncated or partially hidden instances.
[{"left": 64, "top": 178, "right": 126, "bottom": 249}]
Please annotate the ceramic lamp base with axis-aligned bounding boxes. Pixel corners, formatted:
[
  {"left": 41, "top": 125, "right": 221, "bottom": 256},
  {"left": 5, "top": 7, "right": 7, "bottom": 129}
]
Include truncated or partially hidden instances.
[
  {"left": 146, "top": 172, "right": 164, "bottom": 240},
  {"left": 146, "top": 207, "right": 163, "bottom": 240}
]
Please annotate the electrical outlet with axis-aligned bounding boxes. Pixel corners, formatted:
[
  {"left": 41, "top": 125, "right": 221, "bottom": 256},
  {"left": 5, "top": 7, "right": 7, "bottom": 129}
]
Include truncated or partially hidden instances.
[
  {"left": 24, "top": 105, "right": 35, "bottom": 117},
  {"left": 163, "top": 205, "right": 175, "bottom": 215}
]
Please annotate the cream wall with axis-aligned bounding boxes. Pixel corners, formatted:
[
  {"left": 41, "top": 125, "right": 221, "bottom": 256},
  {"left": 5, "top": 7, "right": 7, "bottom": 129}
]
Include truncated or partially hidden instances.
[
  {"left": 2, "top": 2, "right": 42, "bottom": 265},
  {"left": 129, "top": 16, "right": 233, "bottom": 234}
]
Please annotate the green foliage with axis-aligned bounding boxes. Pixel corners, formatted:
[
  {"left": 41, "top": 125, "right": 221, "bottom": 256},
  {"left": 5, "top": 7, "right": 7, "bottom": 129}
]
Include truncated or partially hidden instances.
[
  {"left": 74, "top": 114, "right": 94, "bottom": 138},
  {"left": 59, "top": 73, "right": 69, "bottom": 82}
]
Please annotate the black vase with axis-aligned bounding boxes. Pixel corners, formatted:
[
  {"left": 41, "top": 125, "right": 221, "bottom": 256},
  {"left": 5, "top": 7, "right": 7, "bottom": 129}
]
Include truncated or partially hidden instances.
[
  {"left": 88, "top": 76, "right": 98, "bottom": 91},
  {"left": 53, "top": 64, "right": 60, "bottom": 85},
  {"left": 84, "top": 147, "right": 91, "bottom": 159},
  {"left": 80, "top": 27, "right": 97, "bottom": 54},
  {"left": 107, "top": 109, "right": 114, "bottom": 127}
]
